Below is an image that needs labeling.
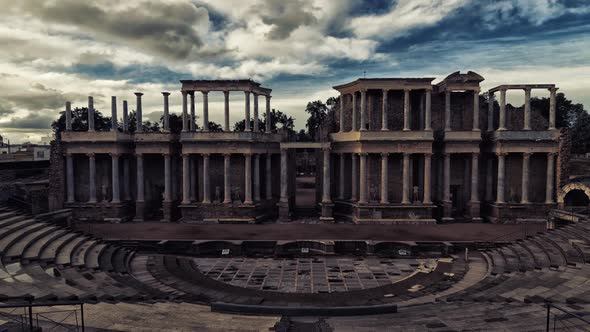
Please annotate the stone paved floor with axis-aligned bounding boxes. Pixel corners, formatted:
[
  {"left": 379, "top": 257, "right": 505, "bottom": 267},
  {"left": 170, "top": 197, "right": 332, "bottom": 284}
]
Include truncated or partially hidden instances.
[{"left": 193, "top": 257, "right": 437, "bottom": 293}]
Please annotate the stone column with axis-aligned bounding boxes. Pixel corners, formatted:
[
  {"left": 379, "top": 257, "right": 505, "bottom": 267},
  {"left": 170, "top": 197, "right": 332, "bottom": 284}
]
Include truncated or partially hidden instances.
[
  {"left": 111, "top": 96, "right": 118, "bottom": 131},
  {"left": 546, "top": 152, "right": 555, "bottom": 203},
  {"left": 135, "top": 153, "right": 144, "bottom": 220},
  {"left": 485, "top": 158, "right": 493, "bottom": 201},
  {"left": 189, "top": 91, "right": 196, "bottom": 132},
  {"left": 66, "top": 153, "right": 74, "bottom": 203},
  {"left": 202, "top": 154, "right": 211, "bottom": 203},
  {"left": 473, "top": 89, "right": 480, "bottom": 131},
  {"left": 487, "top": 93, "right": 494, "bottom": 131},
  {"left": 123, "top": 100, "right": 129, "bottom": 132},
  {"left": 254, "top": 154, "right": 261, "bottom": 201},
  {"left": 402, "top": 153, "right": 410, "bottom": 204},
  {"left": 88, "top": 96, "right": 95, "bottom": 131},
  {"left": 123, "top": 157, "right": 130, "bottom": 201},
  {"left": 423, "top": 153, "right": 432, "bottom": 204},
  {"left": 351, "top": 153, "right": 358, "bottom": 201},
  {"left": 444, "top": 90, "right": 451, "bottom": 131},
  {"left": 339, "top": 94, "right": 345, "bottom": 132},
  {"left": 182, "top": 154, "right": 190, "bottom": 204},
  {"left": 360, "top": 89, "right": 367, "bottom": 131},
  {"left": 338, "top": 153, "right": 345, "bottom": 200},
  {"left": 322, "top": 148, "right": 331, "bottom": 203},
  {"left": 404, "top": 89, "right": 411, "bottom": 131},
  {"left": 189, "top": 156, "right": 196, "bottom": 202},
  {"left": 498, "top": 89, "right": 506, "bottom": 130},
  {"left": 496, "top": 152, "right": 506, "bottom": 203},
  {"left": 111, "top": 153, "right": 120, "bottom": 203},
  {"left": 223, "top": 153, "right": 231, "bottom": 203},
  {"left": 162, "top": 92, "right": 170, "bottom": 132},
  {"left": 358, "top": 153, "right": 367, "bottom": 204},
  {"left": 524, "top": 88, "right": 531, "bottom": 130},
  {"left": 202, "top": 91, "right": 209, "bottom": 132},
  {"left": 381, "top": 90, "right": 389, "bottom": 131},
  {"left": 549, "top": 87, "right": 557, "bottom": 129},
  {"left": 521, "top": 152, "right": 531, "bottom": 203},
  {"left": 135, "top": 92, "right": 143, "bottom": 132},
  {"left": 425, "top": 89, "right": 432, "bottom": 131},
  {"left": 163, "top": 154, "right": 171, "bottom": 202},
  {"left": 65, "top": 101, "right": 72, "bottom": 131},
  {"left": 351, "top": 93, "right": 358, "bottom": 132},
  {"left": 224, "top": 91, "right": 230, "bottom": 132},
  {"left": 244, "top": 91, "right": 251, "bottom": 132},
  {"left": 266, "top": 153, "right": 272, "bottom": 199},
  {"left": 280, "top": 149, "right": 288, "bottom": 203},
  {"left": 443, "top": 153, "right": 451, "bottom": 202},
  {"left": 253, "top": 93, "right": 259, "bottom": 132},
  {"left": 380, "top": 153, "right": 389, "bottom": 204},
  {"left": 88, "top": 153, "right": 96, "bottom": 203},
  {"left": 470, "top": 153, "right": 479, "bottom": 202},
  {"left": 244, "top": 153, "right": 253, "bottom": 204},
  {"left": 265, "top": 95, "right": 272, "bottom": 132},
  {"left": 182, "top": 91, "right": 188, "bottom": 132}
]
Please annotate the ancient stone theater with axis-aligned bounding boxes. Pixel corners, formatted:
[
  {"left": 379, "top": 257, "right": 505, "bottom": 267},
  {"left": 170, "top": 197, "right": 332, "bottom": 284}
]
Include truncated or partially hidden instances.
[{"left": 54, "top": 71, "right": 563, "bottom": 225}]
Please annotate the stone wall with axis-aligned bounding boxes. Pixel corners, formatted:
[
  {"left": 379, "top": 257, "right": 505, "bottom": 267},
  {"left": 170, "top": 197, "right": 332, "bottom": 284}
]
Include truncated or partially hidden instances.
[{"left": 48, "top": 140, "right": 64, "bottom": 211}]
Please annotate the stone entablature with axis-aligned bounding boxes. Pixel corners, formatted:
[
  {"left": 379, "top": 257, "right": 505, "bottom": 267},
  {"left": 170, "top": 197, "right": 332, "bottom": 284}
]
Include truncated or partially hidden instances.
[
  {"left": 61, "top": 131, "right": 133, "bottom": 143},
  {"left": 333, "top": 78, "right": 434, "bottom": 95},
  {"left": 330, "top": 130, "right": 434, "bottom": 142},
  {"left": 180, "top": 79, "right": 271, "bottom": 95}
]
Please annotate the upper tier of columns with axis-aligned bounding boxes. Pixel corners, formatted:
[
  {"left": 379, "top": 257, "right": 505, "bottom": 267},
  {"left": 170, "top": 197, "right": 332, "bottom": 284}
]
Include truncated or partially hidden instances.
[
  {"left": 488, "top": 86, "right": 557, "bottom": 131},
  {"left": 444, "top": 88, "right": 480, "bottom": 131},
  {"left": 339, "top": 88, "right": 432, "bottom": 132},
  {"left": 64, "top": 90, "right": 273, "bottom": 134}
]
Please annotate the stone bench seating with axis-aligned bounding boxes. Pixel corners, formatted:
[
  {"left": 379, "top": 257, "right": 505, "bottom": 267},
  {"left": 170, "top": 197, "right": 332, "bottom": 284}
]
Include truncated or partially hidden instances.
[
  {"left": 528, "top": 237, "right": 566, "bottom": 269},
  {"left": 55, "top": 235, "right": 87, "bottom": 266},
  {"left": 39, "top": 232, "right": 78, "bottom": 262},
  {"left": 487, "top": 249, "right": 506, "bottom": 275},
  {"left": 71, "top": 239, "right": 98, "bottom": 267},
  {"left": 506, "top": 244, "right": 536, "bottom": 271},
  {"left": 551, "top": 228, "right": 590, "bottom": 262},
  {"left": 23, "top": 229, "right": 68, "bottom": 261},
  {"left": 4, "top": 224, "right": 58, "bottom": 261},
  {"left": 0, "top": 219, "right": 36, "bottom": 242},
  {"left": 85, "top": 243, "right": 108, "bottom": 269},
  {"left": 517, "top": 240, "right": 551, "bottom": 269},
  {"left": 0, "top": 223, "right": 49, "bottom": 257},
  {"left": 498, "top": 247, "right": 520, "bottom": 273},
  {"left": 543, "top": 231, "right": 585, "bottom": 266},
  {"left": 129, "top": 255, "right": 187, "bottom": 298}
]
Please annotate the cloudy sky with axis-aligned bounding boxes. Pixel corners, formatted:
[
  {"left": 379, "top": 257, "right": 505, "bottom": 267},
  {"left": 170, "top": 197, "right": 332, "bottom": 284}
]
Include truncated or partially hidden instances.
[{"left": 0, "top": 0, "right": 589, "bottom": 143}]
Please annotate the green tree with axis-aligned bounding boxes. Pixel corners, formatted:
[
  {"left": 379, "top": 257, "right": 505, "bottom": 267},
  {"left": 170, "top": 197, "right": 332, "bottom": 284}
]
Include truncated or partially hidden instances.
[
  {"left": 304, "top": 100, "right": 329, "bottom": 140},
  {"left": 233, "top": 109, "right": 295, "bottom": 132},
  {"left": 52, "top": 107, "right": 112, "bottom": 135}
]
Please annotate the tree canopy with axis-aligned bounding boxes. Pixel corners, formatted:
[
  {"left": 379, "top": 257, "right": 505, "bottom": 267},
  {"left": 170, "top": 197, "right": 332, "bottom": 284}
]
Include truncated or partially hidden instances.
[
  {"left": 52, "top": 107, "right": 112, "bottom": 134},
  {"left": 233, "top": 109, "right": 294, "bottom": 132}
]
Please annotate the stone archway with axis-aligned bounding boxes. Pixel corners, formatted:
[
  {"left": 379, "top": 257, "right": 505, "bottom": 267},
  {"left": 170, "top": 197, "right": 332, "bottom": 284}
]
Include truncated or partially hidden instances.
[{"left": 558, "top": 182, "right": 590, "bottom": 209}]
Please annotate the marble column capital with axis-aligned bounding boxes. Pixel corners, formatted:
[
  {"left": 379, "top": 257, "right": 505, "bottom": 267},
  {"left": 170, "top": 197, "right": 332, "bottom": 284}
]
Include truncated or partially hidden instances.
[
  {"left": 201, "top": 90, "right": 209, "bottom": 96},
  {"left": 187, "top": 90, "right": 195, "bottom": 96},
  {"left": 244, "top": 91, "right": 251, "bottom": 96},
  {"left": 181, "top": 90, "right": 188, "bottom": 96},
  {"left": 161, "top": 91, "right": 170, "bottom": 96},
  {"left": 523, "top": 87, "right": 532, "bottom": 93},
  {"left": 404, "top": 88, "right": 412, "bottom": 93},
  {"left": 87, "top": 153, "right": 96, "bottom": 158},
  {"left": 134, "top": 92, "right": 143, "bottom": 97},
  {"left": 358, "top": 152, "right": 368, "bottom": 157},
  {"left": 359, "top": 88, "right": 367, "bottom": 93},
  {"left": 548, "top": 87, "right": 559, "bottom": 92},
  {"left": 223, "top": 90, "right": 230, "bottom": 96},
  {"left": 109, "top": 152, "right": 121, "bottom": 158},
  {"left": 523, "top": 152, "right": 533, "bottom": 159},
  {"left": 223, "top": 153, "right": 231, "bottom": 157},
  {"left": 424, "top": 152, "right": 433, "bottom": 157},
  {"left": 380, "top": 152, "right": 389, "bottom": 158},
  {"left": 134, "top": 153, "right": 143, "bottom": 158},
  {"left": 181, "top": 153, "right": 190, "bottom": 158},
  {"left": 547, "top": 152, "right": 557, "bottom": 158},
  {"left": 403, "top": 152, "right": 411, "bottom": 157},
  {"left": 382, "top": 88, "right": 389, "bottom": 93},
  {"left": 202, "top": 153, "right": 211, "bottom": 157},
  {"left": 496, "top": 152, "right": 508, "bottom": 157},
  {"left": 243, "top": 152, "right": 252, "bottom": 157}
]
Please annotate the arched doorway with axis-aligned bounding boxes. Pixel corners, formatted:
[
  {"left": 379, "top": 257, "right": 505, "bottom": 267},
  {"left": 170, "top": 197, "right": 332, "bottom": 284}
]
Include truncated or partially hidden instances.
[
  {"left": 564, "top": 189, "right": 590, "bottom": 208},
  {"left": 558, "top": 181, "right": 590, "bottom": 213}
]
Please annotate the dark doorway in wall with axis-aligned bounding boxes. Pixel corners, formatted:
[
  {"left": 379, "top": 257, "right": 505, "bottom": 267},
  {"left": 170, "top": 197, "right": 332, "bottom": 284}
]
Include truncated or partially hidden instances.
[
  {"left": 564, "top": 189, "right": 590, "bottom": 209},
  {"left": 294, "top": 149, "right": 318, "bottom": 219}
]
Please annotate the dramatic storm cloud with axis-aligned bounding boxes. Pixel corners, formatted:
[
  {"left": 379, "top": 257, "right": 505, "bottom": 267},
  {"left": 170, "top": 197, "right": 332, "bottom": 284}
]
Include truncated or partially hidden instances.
[{"left": 0, "top": 0, "right": 589, "bottom": 143}]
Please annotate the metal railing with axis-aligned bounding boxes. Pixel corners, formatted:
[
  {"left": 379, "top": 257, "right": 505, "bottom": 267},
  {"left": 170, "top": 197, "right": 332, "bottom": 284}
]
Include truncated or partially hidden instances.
[
  {"left": 0, "top": 297, "right": 85, "bottom": 332},
  {"left": 546, "top": 303, "right": 590, "bottom": 331}
]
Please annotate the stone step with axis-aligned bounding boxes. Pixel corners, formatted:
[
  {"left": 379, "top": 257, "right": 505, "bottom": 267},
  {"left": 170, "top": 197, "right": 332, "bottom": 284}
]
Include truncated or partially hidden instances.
[
  {"left": 0, "top": 214, "right": 28, "bottom": 228},
  {"left": 517, "top": 240, "right": 550, "bottom": 269},
  {"left": 55, "top": 236, "right": 88, "bottom": 266},
  {"left": 98, "top": 245, "right": 117, "bottom": 272},
  {"left": 528, "top": 237, "right": 566, "bottom": 269},
  {"left": 0, "top": 222, "right": 48, "bottom": 255},
  {"left": 4, "top": 224, "right": 57, "bottom": 260},
  {"left": 543, "top": 232, "right": 584, "bottom": 266},
  {"left": 0, "top": 219, "right": 36, "bottom": 241},
  {"left": 85, "top": 243, "right": 108, "bottom": 270},
  {"left": 71, "top": 239, "right": 98, "bottom": 267},
  {"left": 23, "top": 229, "right": 68, "bottom": 261},
  {"left": 39, "top": 233, "right": 79, "bottom": 262}
]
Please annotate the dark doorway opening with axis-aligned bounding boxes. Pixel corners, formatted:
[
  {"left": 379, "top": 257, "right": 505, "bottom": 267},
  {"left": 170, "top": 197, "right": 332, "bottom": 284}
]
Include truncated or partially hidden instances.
[
  {"left": 294, "top": 149, "right": 318, "bottom": 219},
  {"left": 564, "top": 189, "right": 590, "bottom": 211}
]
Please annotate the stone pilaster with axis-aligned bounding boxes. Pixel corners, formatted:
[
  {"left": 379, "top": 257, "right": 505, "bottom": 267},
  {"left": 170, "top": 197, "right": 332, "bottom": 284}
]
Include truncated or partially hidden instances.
[
  {"left": 278, "top": 149, "right": 290, "bottom": 221},
  {"left": 487, "top": 93, "right": 494, "bottom": 131},
  {"left": 111, "top": 96, "right": 118, "bottom": 131},
  {"left": 351, "top": 153, "right": 358, "bottom": 201},
  {"left": 358, "top": 153, "right": 367, "bottom": 204},
  {"left": 472, "top": 89, "right": 480, "bottom": 131},
  {"left": 340, "top": 94, "right": 345, "bottom": 132},
  {"left": 135, "top": 92, "right": 143, "bottom": 132},
  {"left": 189, "top": 91, "right": 196, "bottom": 132},
  {"left": 521, "top": 152, "right": 531, "bottom": 203},
  {"left": 182, "top": 154, "right": 190, "bottom": 204},
  {"left": 182, "top": 91, "right": 188, "bottom": 132},
  {"left": 111, "top": 153, "right": 120, "bottom": 203},
  {"left": 496, "top": 152, "right": 506, "bottom": 203},
  {"left": 244, "top": 91, "right": 251, "bottom": 132},
  {"left": 254, "top": 153, "right": 261, "bottom": 201},
  {"left": 549, "top": 87, "right": 557, "bottom": 129},
  {"left": 485, "top": 157, "right": 493, "bottom": 201},
  {"left": 123, "top": 157, "right": 130, "bottom": 201},
  {"left": 88, "top": 153, "right": 96, "bottom": 203},
  {"left": 134, "top": 153, "right": 145, "bottom": 221},
  {"left": 162, "top": 92, "right": 170, "bottom": 132},
  {"left": 189, "top": 156, "right": 196, "bottom": 202},
  {"left": 425, "top": 89, "right": 432, "bottom": 131},
  {"left": 265, "top": 95, "right": 271, "bottom": 133},
  {"left": 202, "top": 91, "right": 209, "bottom": 132},
  {"left": 88, "top": 96, "right": 95, "bottom": 132},
  {"left": 202, "top": 154, "right": 211, "bottom": 203},
  {"left": 360, "top": 89, "right": 367, "bottom": 131},
  {"left": 266, "top": 153, "right": 272, "bottom": 199},
  {"left": 524, "top": 88, "right": 531, "bottom": 130},
  {"left": 244, "top": 153, "right": 253, "bottom": 204},
  {"left": 321, "top": 148, "right": 334, "bottom": 221},
  {"left": 224, "top": 91, "right": 230, "bottom": 132},
  {"left": 546, "top": 152, "right": 555, "bottom": 203},
  {"left": 338, "top": 153, "right": 345, "bottom": 200},
  {"left": 404, "top": 89, "right": 411, "bottom": 131},
  {"left": 381, "top": 89, "right": 389, "bottom": 131},
  {"left": 66, "top": 153, "right": 74, "bottom": 203},
  {"left": 443, "top": 153, "right": 452, "bottom": 219},
  {"left": 423, "top": 153, "right": 432, "bottom": 204},
  {"left": 351, "top": 93, "right": 358, "bottom": 132},
  {"left": 123, "top": 100, "right": 129, "bottom": 132},
  {"left": 402, "top": 153, "right": 410, "bottom": 204},
  {"left": 65, "top": 101, "right": 72, "bottom": 131},
  {"left": 380, "top": 153, "right": 389, "bottom": 204},
  {"left": 498, "top": 89, "right": 506, "bottom": 130},
  {"left": 444, "top": 90, "right": 451, "bottom": 131},
  {"left": 162, "top": 153, "right": 172, "bottom": 222},
  {"left": 469, "top": 153, "right": 480, "bottom": 221},
  {"left": 223, "top": 153, "right": 231, "bottom": 204},
  {"left": 253, "top": 93, "right": 259, "bottom": 132}
]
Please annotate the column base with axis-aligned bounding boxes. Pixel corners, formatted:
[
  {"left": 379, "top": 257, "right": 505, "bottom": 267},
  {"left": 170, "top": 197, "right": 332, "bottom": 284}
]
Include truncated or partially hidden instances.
[
  {"left": 469, "top": 200, "right": 481, "bottom": 221},
  {"left": 320, "top": 202, "right": 334, "bottom": 222},
  {"left": 277, "top": 200, "right": 291, "bottom": 222},
  {"left": 162, "top": 201, "right": 172, "bottom": 222},
  {"left": 133, "top": 201, "right": 145, "bottom": 222},
  {"left": 443, "top": 200, "right": 452, "bottom": 218}
]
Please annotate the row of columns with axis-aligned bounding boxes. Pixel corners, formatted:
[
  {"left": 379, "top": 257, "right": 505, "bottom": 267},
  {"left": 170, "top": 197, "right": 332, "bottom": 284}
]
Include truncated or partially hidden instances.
[
  {"left": 181, "top": 91, "right": 272, "bottom": 133},
  {"left": 333, "top": 152, "right": 433, "bottom": 205},
  {"left": 487, "top": 87, "right": 557, "bottom": 131},
  {"left": 339, "top": 89, "right": 432, "bottom": 132},
  {"left": 493, "top": 152, "right": 556, "bottom": 204},
  {"left": 65, "top": 94, "right": 141, "bottom": 133},
  {"left": 444, "top": 89, "right": 480, "bottom": 131}
]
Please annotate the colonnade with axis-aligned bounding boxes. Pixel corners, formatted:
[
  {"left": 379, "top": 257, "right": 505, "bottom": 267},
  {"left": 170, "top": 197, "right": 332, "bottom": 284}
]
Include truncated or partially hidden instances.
[
  {"left": 487, "top": 87, "right": 557, "bottom": 131},
  {"left": 338, "top": 88, "right": 432, "bottom": 132},
  {"left": 444, "top": 88, "right": 480, "bottom": 131},
  {"left": 181, "top": 90, "right": 272, "bottom": 132}
]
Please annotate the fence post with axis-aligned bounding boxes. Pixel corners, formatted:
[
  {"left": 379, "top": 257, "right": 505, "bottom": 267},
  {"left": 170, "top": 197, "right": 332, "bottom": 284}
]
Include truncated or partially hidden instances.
[
  {"left": 28, "top": 303, "right": 33, "bottom": 332},
  {"left": 546, "top": 303, "right": 550, "bottom": 332},
  {"left": 81, "top": 303, "right": 85, "bottom": 332}
]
